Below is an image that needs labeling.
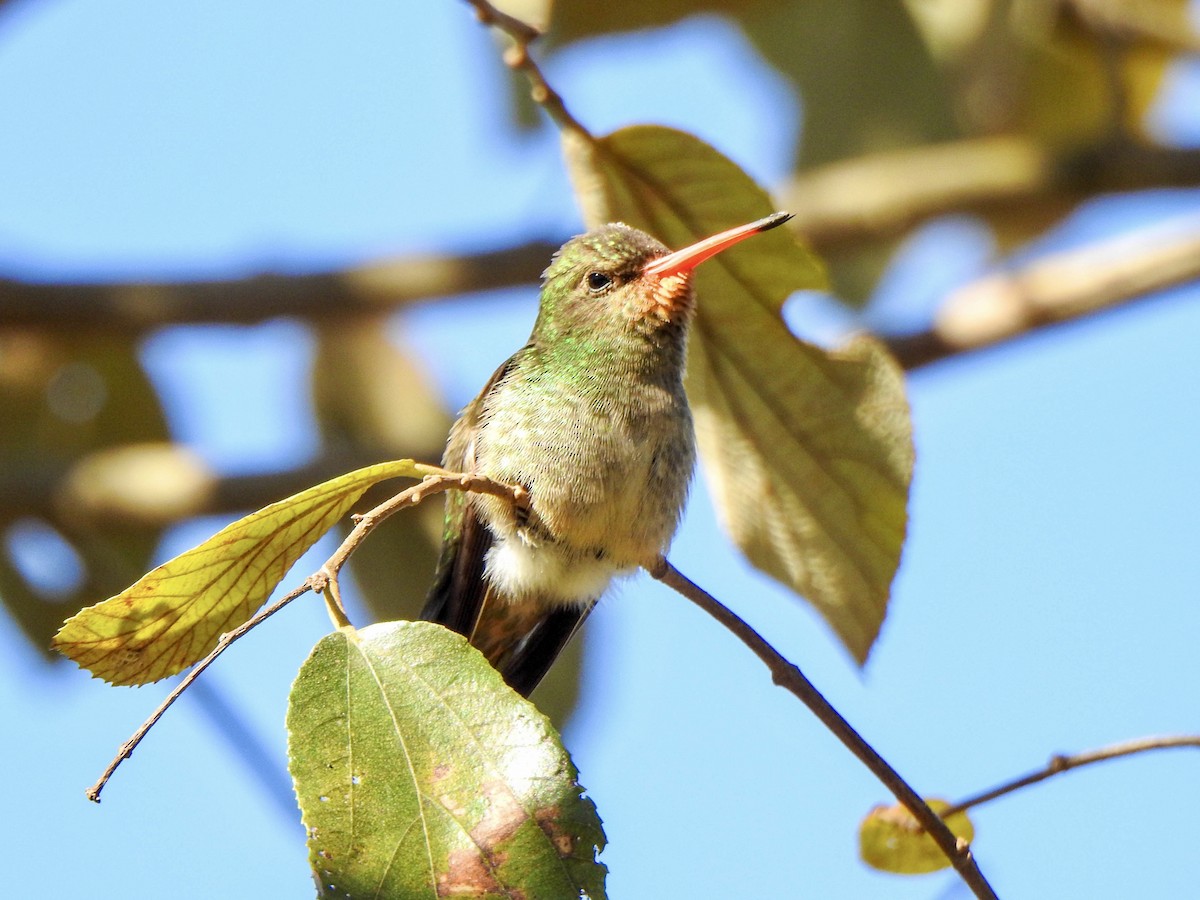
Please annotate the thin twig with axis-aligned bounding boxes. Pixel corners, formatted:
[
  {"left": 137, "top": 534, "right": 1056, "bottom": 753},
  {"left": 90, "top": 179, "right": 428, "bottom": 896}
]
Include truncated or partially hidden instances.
[
  {"left": 86, "top": 580, "right": 315, "bottom": 802},
  {"left": 940, "top": 735, "right": 1200, "bottom": 819},
  {"left": 311, "top": 470, "right": 527, "bottom": 626},
  {"left": 650, "top": 559, "right": 999, "bottom": 900},
  {"left": 86, "top": 469, "right": 527, "bottom": 800},
  {"left": 464, "top": 0, "right": 590, "bottom": 138},
  {"left": 325, "top": 472, "right": 526, "bottom": 580}
]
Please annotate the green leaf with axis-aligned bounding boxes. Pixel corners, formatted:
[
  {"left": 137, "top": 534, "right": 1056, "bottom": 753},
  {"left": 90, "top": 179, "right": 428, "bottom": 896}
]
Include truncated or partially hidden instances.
[
  {"left": 860, "top": 799, "right": 975, "bottom": 875},
  {"left": 52, "top": 459, "right": 433, "bottom": 686},
  {"left": 288, "top": 621, "right": 606, "bottom": 899},
  {"left": 565, "top": 125, "right": 913, "bottom": 662}
]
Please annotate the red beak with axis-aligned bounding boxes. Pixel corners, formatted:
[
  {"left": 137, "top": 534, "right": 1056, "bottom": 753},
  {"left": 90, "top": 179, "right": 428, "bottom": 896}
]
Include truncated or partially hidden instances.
[{"left": 642, "top": 212, "right": 792, "bottom": 277}]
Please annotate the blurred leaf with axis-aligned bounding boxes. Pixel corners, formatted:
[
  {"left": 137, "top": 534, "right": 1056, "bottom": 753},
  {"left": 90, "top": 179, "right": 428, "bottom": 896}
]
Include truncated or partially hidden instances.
[
  {"left": 539, "top": 0, "right": 954, "bottom": 303},
  {"left": 0, "top": 330, "right": 168, "bottom": 652},
  {"left": 312, "top": 317, "right": 450, "bottom": 461},
  {"left": 313, "top": 318, "right": 451, "bottom": 623},
  {"left": 289, "top": 621, "right": 606, "bottom": 899},
  {"left": 544, "top": 0, "right": 955, "bottom": 167},
  {"left": 565, "top": 125, "right": 913, "bottom": 662},
  {"left": 741, "top": 0, "right": 957, "bottom": 166},
  {"left": 548, "top": 0, "right": 757, "bottom": 40},
  {"left": 52, "top": 459, "right": 433, "bottom": 685},
  {"left": 860, "top": 798, "right": 975, "bottom": 875},
  {"left": 1022, "top": 1, "right": 1192, "bottom": 144}
]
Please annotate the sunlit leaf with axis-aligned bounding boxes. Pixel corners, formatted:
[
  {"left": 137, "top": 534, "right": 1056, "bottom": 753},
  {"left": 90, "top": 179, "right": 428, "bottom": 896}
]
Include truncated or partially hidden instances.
[
  {"left": 52, "top": 459, "right": 434, "bottom": 686},
  {"left": 860, "top": 798, "right": 975, "bottom": 875},
  {"left": 289, "top": 621, "right": 606, "bottom": 899},
  {"left": 565, "top": 125, "right": 913, "bottom": 662}
]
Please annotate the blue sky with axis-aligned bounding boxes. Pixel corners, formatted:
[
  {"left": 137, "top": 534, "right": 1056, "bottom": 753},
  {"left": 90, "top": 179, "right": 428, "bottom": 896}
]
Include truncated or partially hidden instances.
[{"left": 2, "top": 2, "right": 1197, "bottom": 898}]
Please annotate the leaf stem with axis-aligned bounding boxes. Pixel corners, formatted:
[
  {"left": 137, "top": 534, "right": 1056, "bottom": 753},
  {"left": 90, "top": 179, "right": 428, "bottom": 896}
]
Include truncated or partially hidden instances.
[
  {"left": 939, "top": 734, "right": 1200, "bottom": 818},
  {"left": 650, "top": 558, "right": 999, "bottom": 900},
  {"left": 86, "top": 580, "right": 314, "bottom": 803}
]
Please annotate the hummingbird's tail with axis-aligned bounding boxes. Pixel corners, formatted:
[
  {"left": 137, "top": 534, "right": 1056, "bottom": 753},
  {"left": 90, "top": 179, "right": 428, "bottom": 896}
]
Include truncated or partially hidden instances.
[
  {"left": 420, "top": 502, "right": 592, "bottom": 697},
  {"left": 465, "top": 592, "right": 593, "bottom": 698}
]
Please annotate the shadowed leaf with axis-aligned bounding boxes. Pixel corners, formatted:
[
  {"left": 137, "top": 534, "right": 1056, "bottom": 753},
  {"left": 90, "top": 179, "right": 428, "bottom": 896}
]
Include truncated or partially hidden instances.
[
  {"left": 565, "top": 125, "right": 913, "bottom": 662},
  {"left": 312, "top": 318, "right": 451, "bottom": 624},
  {"left": 289, "top": 621, "right": 606, "bottom": 899},
  {"left": 0, "top": 331, "right": 168, "bottom": 653},
  {"left": 52, "top": 459, "right": 433, "bottom": 685},
  {"left": 1024, "top": 19, "right": 1169, "bottom": 144},
  {"left": 860, "top": 799, "right": 975, "bottom": 875},
  {"left": 542, "top": 0, "right": 954, "bottom": 167}
]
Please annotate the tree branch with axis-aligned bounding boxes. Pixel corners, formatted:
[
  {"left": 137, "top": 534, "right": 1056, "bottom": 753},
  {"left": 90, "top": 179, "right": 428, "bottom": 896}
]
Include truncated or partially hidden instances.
[
  {"left": 463, "top": 0, "right": 591, "bottom": 138},
  {"left": 10, "top": 442, "right": 442, "bottom": 527},
  {"left": 939, "top": 734, "right": 1200, "bottom": 818},
  {"left": 887, "top": 213, "right": 1200, "bottom": 368},
  {"left": 313, "top": 471, "right": 527, "bottom": 626},
  {"left": 0, "top": 239, "right": 559, "bottom": 332},
  {"left": 3, "top": 140, "right": 1197, "bottom": 376},
  {"left": 649, "top": 559, "right": 999, "bottom": 900},
  {"left": 86, "top": 579, "right": 314, "bottom": 802},
  {"left": 783, "top": 138, "right": 1200, "bottom": 250}
]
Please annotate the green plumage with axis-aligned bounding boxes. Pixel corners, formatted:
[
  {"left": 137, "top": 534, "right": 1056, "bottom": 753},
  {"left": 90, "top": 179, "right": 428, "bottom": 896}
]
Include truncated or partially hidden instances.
[{"left": 422, "top": 214, "right": 789, "bottom": 695}]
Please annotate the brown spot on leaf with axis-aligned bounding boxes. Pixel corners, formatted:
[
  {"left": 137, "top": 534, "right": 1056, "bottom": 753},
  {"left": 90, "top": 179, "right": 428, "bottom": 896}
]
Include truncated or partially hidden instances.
[
  {"left": 534, "top": 806, "right": 576, "bottom": 858},
  {"left": 436, "top": 782, "right": 529, "bottom": 898},
  {"left": 437, "top": 849, "right": 506, "bottom": 898},
  {"left": 471, "top": 782, "right": 527, "bottom": 850}
]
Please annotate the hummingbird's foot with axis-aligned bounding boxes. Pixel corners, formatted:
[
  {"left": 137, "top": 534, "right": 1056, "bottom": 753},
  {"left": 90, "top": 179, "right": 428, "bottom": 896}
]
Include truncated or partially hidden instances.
[{"left": 644, "top": 555, "right": 669, "bottom": 579}]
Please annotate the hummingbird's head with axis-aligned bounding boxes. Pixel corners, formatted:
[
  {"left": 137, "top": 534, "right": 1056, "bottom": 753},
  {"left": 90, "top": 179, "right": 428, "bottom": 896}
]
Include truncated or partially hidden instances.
[
  {"left": 537, "top": 212, "right": 793, "bottom": 342},
  {"left": 539, "top": 224, "right": 688, "bottom": 340}
]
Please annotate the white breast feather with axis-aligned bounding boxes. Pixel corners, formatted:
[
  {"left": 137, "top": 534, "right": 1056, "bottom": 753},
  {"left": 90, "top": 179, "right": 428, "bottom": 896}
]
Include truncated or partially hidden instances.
[{"left": 485, "top": 536, "right": 627, "bottom": 605}]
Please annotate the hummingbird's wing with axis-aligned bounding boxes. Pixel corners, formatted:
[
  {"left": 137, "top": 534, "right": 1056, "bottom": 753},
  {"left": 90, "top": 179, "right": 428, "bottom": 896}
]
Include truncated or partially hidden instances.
[
  {"left": 420, "top": 351, "right": 593, "bottom": 697},
  {"left": 419, "top": 356, "right": 507, "bottom": 636}
]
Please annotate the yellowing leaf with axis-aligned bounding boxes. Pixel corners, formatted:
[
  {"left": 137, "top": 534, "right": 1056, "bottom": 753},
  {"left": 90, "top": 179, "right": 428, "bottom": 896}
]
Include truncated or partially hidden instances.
[
  {"left": 289, "top": 621, "right": 606, "bottom": 899},
  {"left": 860, "top": 799, "right": 975, "bottom": 875},
  {"left": 52, "top": 459, "right": 434, "bottom": 685},
  {"left": 565, "top": 125, "right": 913, "bottom": 662}
]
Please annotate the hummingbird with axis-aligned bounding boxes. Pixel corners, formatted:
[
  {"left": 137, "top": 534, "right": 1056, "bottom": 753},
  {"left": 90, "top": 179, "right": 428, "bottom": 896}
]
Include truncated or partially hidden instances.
[{"left": 421, "top": 212, "right": 792, "bottom": 696}]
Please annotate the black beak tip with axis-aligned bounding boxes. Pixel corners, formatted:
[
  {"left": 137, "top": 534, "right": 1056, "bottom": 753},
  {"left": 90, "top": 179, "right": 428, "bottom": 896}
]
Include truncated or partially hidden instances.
[{"left": 757, "top": 211, "right": 793, "bottom": 233}]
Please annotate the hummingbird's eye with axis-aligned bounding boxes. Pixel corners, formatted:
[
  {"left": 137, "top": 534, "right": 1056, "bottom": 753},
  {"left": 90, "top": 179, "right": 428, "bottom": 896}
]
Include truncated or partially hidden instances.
[{"left": 585, "top": 271, "right": 613, "bottom": 293}]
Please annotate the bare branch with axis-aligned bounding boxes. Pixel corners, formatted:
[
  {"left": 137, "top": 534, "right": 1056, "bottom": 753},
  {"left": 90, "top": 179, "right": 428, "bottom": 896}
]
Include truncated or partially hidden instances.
[
  {"left": 86, "top": 580, "right": 314, "bottom": 802},
  {"left": 784, "top": 138, "right": 1200, "bottom": 249},
  {"left": 15, "top": 443, "right": 442, "bottom": 527},
  {"left": 649, "top": 559, "right": 999, "bottom": 900},
  {"left": 0, "top": 240, "right": 559, "bottom": 333},
  {"left": 888, "top": 214, "right": 1200, "bottom": 368},
  {"left": 940, "top": 734, "right": 1200, "bottom": 818},
  {"left": 320, "top": 470, "right": 526, "bottom": 593},
  {"left": 464, "top": 0, "right": 590, "bottom": 137}
]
